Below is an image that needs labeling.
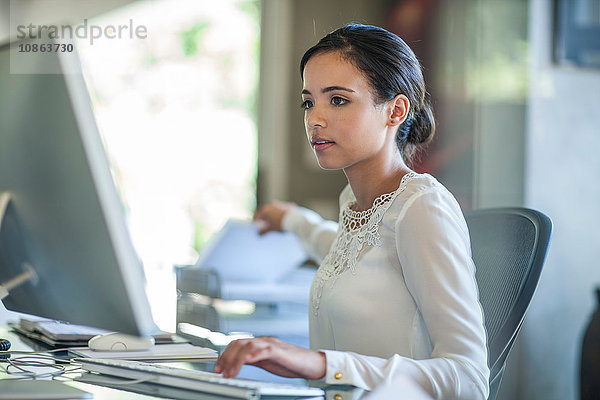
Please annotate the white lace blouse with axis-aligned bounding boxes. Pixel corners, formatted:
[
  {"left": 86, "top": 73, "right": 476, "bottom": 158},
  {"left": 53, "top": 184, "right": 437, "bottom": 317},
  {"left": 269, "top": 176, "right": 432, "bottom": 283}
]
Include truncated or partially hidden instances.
[{"left": 282, "top": 173, "right": 490, "bottom": 399}]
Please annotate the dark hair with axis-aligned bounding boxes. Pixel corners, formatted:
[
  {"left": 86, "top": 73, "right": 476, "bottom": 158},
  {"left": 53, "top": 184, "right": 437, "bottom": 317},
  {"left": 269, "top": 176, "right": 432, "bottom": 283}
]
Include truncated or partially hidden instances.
[{"left": 300, "top": 24, "right": 435, "bottom": 163}]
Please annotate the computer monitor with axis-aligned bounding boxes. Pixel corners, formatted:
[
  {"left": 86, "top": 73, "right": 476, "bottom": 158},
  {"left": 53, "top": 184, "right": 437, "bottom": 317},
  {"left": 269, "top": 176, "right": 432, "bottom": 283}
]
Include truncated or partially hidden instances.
[{"left": 0, "top": 38, "right": 158, "bottom": 337}]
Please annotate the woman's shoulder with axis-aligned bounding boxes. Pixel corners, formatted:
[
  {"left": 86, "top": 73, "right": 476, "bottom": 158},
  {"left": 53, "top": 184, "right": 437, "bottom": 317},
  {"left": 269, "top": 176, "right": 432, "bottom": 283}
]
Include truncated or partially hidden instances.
[
  {"left": 338, "top": 172, "right": 457, "bottom": 219},
  {"left": 338, "top": 172, "right": 441, "bottom": 204},
  {"left": 393, "top": 172, "right": 446, "bottom": 202},
  {"left": 384, "top": 172, "right": 461, "bottom": 224}
]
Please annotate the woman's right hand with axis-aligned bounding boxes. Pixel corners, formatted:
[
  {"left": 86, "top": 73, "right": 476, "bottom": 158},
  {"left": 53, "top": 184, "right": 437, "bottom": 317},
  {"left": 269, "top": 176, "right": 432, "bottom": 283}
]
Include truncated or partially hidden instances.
[
  {"left": 253, "top": 201, "right": 297, "bottom": 235},
  {"left": 214, "top": 336, "right": 326, "bottom": 380}
]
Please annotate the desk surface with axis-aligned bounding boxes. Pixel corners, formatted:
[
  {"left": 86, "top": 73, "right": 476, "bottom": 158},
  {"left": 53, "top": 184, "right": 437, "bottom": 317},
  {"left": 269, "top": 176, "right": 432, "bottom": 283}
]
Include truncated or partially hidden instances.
[{"left": 0, "top": 325, "right": 365, "bottom": 400}]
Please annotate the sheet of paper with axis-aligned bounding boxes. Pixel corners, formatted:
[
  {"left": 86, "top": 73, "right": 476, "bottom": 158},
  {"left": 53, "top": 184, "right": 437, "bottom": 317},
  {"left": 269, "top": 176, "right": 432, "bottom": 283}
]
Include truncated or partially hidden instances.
[{"left": 195, "top": 219, "right": 307, "bottom": 283}]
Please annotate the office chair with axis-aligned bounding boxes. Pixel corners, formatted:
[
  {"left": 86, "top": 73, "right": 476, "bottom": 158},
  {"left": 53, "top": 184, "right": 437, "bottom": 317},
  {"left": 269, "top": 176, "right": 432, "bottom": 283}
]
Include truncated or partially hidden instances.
[{"left": 465, "top": 207, "right": 552, "bottom": 400}]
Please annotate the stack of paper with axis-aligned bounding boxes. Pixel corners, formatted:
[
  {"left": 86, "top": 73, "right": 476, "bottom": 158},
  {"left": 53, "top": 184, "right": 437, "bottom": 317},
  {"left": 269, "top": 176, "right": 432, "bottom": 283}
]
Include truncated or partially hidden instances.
[
  {"left": 11, "top": 318, "right": 180, "bottom": 348},
  {"left": 68, "top": 343, "right": 218, "bottom": 361},
  {"left": 11, "top": 318, "right": 110, "bottom": 346}
]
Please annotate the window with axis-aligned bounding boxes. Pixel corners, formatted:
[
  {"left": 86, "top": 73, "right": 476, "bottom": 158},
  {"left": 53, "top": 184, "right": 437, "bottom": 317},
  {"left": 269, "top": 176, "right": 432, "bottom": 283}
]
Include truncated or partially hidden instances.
[{"left": 76, "top": 0, "right": 260, "bottom": 330}]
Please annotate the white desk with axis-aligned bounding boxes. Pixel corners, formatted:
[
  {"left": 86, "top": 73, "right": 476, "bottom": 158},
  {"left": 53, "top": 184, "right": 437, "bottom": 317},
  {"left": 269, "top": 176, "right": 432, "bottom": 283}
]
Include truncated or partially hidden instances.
[{"left": 0, "top": 324, "right": 365, "bottom": 400}]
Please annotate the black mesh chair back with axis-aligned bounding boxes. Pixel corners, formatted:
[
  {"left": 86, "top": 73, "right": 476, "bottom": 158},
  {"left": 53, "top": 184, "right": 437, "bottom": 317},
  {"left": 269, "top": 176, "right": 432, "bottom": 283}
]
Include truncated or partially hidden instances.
[{"left": 465, "top": 208, "right": 552, "bottom": 400}]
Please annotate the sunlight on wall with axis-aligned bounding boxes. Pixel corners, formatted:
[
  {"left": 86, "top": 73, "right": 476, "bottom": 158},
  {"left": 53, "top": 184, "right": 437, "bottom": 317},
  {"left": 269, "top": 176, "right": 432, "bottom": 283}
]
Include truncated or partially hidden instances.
[{"left": 75, "top": 0, "right": 260, "bottom": 330}]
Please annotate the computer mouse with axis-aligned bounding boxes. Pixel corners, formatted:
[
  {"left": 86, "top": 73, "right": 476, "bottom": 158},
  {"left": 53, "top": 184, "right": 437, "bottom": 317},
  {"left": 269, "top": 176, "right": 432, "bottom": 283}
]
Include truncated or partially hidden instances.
[{"left": 88, "top": 332, "right": 155, "bottom": 352}]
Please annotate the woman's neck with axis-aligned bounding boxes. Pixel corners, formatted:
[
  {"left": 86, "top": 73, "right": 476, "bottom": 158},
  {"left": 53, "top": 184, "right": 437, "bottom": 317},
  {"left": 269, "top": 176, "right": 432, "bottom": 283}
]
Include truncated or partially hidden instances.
[{"left": 344, "top": 157, "right": 412, "bottom": 212}]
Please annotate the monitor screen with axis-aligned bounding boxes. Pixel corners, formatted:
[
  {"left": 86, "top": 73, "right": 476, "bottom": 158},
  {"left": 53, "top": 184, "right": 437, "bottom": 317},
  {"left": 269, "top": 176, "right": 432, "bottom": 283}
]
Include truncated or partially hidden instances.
[{"left": 0, "top": 38, "right": 157, "bottom": 336}]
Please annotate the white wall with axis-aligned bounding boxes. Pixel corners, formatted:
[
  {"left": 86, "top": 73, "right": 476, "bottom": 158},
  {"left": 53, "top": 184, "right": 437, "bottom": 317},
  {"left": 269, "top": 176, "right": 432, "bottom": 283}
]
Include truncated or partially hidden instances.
[{"left": 519, "top": 0, "right": 600, "bottom": 398}]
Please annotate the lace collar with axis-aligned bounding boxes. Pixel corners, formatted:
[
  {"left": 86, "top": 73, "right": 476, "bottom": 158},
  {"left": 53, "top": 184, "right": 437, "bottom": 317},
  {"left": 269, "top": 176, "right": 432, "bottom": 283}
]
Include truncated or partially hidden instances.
[{"left": 311, "top": 172, "right": 418, "bottom": 315}]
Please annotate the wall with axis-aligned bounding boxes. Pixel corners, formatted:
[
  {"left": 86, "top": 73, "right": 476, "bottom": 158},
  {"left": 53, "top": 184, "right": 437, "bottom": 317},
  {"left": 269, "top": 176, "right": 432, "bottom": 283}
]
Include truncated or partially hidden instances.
[
  {"left": 430, "top": 0, "right": 528, "bottom": 211},
  {"left": 519, "top": 0, "right": 600, "bottom": 398}
]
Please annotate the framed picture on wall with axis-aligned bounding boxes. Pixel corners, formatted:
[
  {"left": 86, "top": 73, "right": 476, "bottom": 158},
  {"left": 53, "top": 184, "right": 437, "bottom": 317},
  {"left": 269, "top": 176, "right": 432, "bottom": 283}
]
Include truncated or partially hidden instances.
[{"left": 554, "top": 0, "right": 600, "bottom": 68}]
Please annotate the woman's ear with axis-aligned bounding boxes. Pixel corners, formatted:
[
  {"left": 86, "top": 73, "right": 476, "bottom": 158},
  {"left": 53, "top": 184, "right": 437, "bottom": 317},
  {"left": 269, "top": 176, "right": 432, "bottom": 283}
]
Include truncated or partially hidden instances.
[{"left": 387, "top": 94, "right": 410, "bottom": 126}]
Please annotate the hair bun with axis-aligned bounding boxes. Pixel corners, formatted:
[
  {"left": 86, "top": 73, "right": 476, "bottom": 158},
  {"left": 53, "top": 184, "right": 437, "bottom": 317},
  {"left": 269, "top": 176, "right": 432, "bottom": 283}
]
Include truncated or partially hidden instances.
[{"left": 407, "top": 104, "right": 435, "bottom": 145}]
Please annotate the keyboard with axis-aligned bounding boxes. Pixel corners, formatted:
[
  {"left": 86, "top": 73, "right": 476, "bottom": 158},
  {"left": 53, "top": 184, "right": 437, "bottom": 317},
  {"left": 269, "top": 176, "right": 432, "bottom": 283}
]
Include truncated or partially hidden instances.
[{"left": 74, "top": 358, "right": 324, "bottom": 399}]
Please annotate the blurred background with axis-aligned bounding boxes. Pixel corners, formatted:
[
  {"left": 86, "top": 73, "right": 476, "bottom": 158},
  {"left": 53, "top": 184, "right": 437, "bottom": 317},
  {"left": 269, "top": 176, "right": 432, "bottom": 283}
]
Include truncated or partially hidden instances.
[{"left": 1, "top": 0, "right": 600, "bottom": 399}]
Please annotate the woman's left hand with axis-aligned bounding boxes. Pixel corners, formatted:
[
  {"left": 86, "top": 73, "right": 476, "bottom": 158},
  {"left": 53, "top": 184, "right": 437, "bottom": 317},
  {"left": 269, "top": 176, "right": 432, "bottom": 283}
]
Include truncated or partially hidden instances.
[{"left": 213, "top": 337, "right": 326, "bottom": 380}]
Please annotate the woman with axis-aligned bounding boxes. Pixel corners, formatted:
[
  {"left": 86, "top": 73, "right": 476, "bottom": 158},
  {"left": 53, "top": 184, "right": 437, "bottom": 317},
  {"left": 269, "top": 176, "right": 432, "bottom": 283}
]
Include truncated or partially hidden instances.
[{"left": 214, "top": 24, "right": 489, "bottom": 399}]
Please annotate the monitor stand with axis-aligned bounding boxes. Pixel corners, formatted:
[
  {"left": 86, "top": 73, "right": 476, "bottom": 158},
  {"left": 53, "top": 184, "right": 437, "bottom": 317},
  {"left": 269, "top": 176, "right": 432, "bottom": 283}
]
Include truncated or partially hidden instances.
[{"left": 0, "top": 192, "right": 39, "bottom": 300}]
